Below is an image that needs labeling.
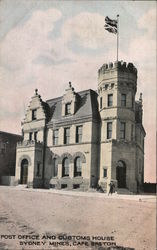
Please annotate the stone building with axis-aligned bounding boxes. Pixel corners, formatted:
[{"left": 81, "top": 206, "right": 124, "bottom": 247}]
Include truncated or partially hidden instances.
[
  {"left": 15, "top": 61, "right": 146, "bottom": 193},
  {"left": 0, "top": 131, "right": 22, "bottom": 183}
]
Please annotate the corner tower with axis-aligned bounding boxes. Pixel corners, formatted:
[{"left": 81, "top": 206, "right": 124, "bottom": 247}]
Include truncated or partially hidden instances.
[{"left": 98, "top": 61, "right": 144, "bottom": 193}]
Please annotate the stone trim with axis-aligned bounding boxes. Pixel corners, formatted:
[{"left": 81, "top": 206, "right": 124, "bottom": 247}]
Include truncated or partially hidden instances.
[
  {"left": 52, "top": 153, "right": 60, "bottom": 160},
  {"left": 59, "top": 153, "right": 73, "bottom": 164},
  {"left": 47, "top": 117, "right": 100, "bottom": 129},
  {"left": 18, "top": 155, "right": 31, "bottom": 167},
  {"left": 48, "top": 141, "right": 99, "bottom": 148},
  {"left": 72, "top": 152, "right": 86, "bottom": 163}
]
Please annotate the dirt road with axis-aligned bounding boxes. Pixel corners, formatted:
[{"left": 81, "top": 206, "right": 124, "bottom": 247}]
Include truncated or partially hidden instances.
[{"left": 0, "top": 186, "right": 156, "bottom": 250}]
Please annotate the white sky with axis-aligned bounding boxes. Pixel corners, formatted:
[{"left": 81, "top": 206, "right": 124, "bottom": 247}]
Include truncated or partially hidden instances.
[{"left": 0, "top": 0, "right": 156, "bottom": 182}]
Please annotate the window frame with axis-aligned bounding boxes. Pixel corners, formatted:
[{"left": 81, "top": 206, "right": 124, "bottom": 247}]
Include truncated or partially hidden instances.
[
  {"left": 64, "top": 127, "right": 70, "bottom": 144},
  {"left": 120, "top": 122, "right": 126, "bottom": 139},
  {"left": 103, "top": 168, "right": 107, "bottom": 178},
  {"left": 65, "top": 103, "right": 71, "bottom": 115},
  {"left": 121, "top": 94, "right": 126, "bottom": 107},
  {"left": 108, "top": 94, "right": 113, "bottom": 107},
  {"left": 107, "top": 122, "right": 112, "bottom": 139},
  {"left": 29, "top": 132, "right": 33, "bottom": 141},
  {"left": 32, "top": 109, "right": 37, "bottom": 120},
  {"left": 53, "top": 129, "right": 59, "bottom": 145},
  {"left": 62, "top": 158, "right": 69, "bottom": 177},
  {"left": 76, "top": 125, "right": 83, "bottom": 143},
  {"left": 74, "top": 157, "right": 82, "bottom": 177}
]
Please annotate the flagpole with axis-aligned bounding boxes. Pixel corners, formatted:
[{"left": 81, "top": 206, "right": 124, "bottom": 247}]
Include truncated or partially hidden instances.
[{"left": 117, "top": 15, "right": 119, "bottom": 62}]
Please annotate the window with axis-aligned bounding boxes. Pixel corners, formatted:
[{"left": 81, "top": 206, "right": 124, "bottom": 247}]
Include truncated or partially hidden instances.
[
  {"left": 103, "top": 169, "right": 107, "bottom": 178},
  {"left": 32, "top": 109, "right": 37, "bottom": 120},
  {"left": 53, "top": 158, "right": 58, "bottom": 177},
  {"left": 53, "top": 130, "right": 59, "bottom": 145},
  {"left": 1, "top": 143, "right": 6, "bottom": 154},
  {"left": 74, "top": 157, "right": 82, "bottom": 177},
  {"left": 121, "top": 94, "right": 126, "bottom": 107},
  {"left": 107, "top": 122, "right": 112, "bottom": 139},
  {"left": 73, "top": 184, "right": 80, "bottom": 189},
  {"left": 120, "top": 122, "right": 126, "bottom": 139},
  {"left": 29, "top": 132, "right": 32, "bottom": 141},
  {"left": 65, "top": 103, "right": 71, "bottom": 115},
  {"left": 34, "top": 131, "right": 38, "bottom": 141},
  {"left": 76, "top": 126, "right": 83, "bottom": 143},
  {"left": 100, "top": 97, "right": 102, "bottom": 109},
  {"left": 36, "top": 162, "right": 41, "bottom": 177},
  {"left": 62, "top": 158, "right": 69, "bottom": 177},
  {"left": 64, "top": 128, "right": 70, "bottom": 144},
  {"left": 108, "top": 94, "right": 113, "bottom": 107}
]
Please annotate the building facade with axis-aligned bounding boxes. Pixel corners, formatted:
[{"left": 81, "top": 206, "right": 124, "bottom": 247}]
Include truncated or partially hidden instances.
[
  {"left": 15, "top": 61, "right": 146, "bottom": 193},
  {"left": 0, "top": 131, "right": 22, "bottom": 183}
]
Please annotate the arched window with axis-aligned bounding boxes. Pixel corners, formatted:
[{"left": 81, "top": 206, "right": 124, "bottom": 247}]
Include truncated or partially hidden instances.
[
  {"left": 62, "top": 158, "right": 69, "bottom": 177},
  {"left": 54, "top": 158, "right": 58, "bottom": 177},
  {"left": 74, "top": 157, "right": 82, "bottom": 177}
]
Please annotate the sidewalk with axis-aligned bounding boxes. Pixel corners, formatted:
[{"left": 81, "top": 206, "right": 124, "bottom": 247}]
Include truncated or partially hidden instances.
[{"left": 0, "top": 185, "right": 156, "bottom": 203}]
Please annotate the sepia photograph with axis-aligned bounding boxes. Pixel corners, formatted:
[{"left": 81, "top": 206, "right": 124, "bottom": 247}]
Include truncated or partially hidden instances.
[{"left": 0, "top": 0, "right": 156, "bottom": 249}]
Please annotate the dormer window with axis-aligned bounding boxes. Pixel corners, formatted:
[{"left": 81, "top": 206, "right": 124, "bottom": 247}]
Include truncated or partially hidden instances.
[
  {"left": 32, "top": 109, "right": 37, "bottom": 120},
  {"left": 62, "top": 82, "right": 77, "bottom": 116},
  {"left": 65, "top": 103, "right": 71, "bottom": 115}
]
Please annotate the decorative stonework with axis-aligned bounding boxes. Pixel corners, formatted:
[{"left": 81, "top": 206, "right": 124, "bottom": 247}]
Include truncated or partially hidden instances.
[
  {"left": 18, "top": 155, "right": 31, "bottom": 167},
  {"left": 72, "top": 152, "right": 86, "bottom": 163},
  {"left": 59, "top": 153, "right": 73, "bottom": 164}
]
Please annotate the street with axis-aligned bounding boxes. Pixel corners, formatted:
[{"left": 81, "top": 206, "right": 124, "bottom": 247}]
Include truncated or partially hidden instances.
[{"left": 0, "top": 186, "right": 156, "bottom": 250}]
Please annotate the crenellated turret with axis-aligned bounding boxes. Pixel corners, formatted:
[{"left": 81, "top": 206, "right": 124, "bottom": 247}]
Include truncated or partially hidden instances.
[{"left": 98, "top": 61, "right": 137, "bottom": 78}]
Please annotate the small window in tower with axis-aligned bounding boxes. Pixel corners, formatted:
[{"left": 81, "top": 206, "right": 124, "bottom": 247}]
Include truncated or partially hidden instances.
[
  {"left": 108, "top": 94, "right": 113, "bottom": 107},
  {"left": 121, "top": 94, "right": 126, "bottom": 107},
  {"left": 103, "top": 168, "right": 107, "bottom": 178},
  {"left": 120, "top": 122, "right": 126, "bottom": 139},
  {"left": 100, "top": 97, "right": 102, "bottom": 109},
  {"left": 107, "top": 122, "right": 112, "bottom": 139},
  {"left": 65, "top": 103, "right": 71, "bottom": 115},
  {"left": 32, "top": 109, "right": 37, "bottom": 120}
]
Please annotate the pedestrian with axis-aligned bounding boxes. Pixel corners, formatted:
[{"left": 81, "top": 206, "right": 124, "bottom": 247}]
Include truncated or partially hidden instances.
[{"left": 108, "top": 181, "right": 115, "bottom": 195}]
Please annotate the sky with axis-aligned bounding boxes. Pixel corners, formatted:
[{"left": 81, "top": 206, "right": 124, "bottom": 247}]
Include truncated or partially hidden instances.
[{"left": 0, "top": 0, "right": 156, "bottom": 182}]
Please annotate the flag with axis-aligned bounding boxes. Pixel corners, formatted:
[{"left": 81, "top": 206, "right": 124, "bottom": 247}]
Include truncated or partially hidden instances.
[{"left": 104, "top": 16, "right": 117, "bottom": 34}]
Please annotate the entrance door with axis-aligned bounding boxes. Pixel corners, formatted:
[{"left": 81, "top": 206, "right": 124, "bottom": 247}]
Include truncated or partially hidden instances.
[
  {"left": 116, "top": 161, "right": 126, "bottom": 188},
  {"left": 20, "top": 159, "right": 28, "bottom": 184}
]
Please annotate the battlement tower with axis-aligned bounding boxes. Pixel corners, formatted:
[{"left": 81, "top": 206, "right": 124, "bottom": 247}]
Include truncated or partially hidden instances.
[{"left": 98, "top": 61, "right": 143, "bottom": 193}]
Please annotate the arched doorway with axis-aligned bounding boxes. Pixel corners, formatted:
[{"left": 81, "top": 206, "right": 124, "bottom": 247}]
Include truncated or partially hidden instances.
[
  {"left": 20, "top": 159, "right": 28, "bottom": 184},
  {"left": 116, "top": 160, "right": 126, "bottom": 188}
]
